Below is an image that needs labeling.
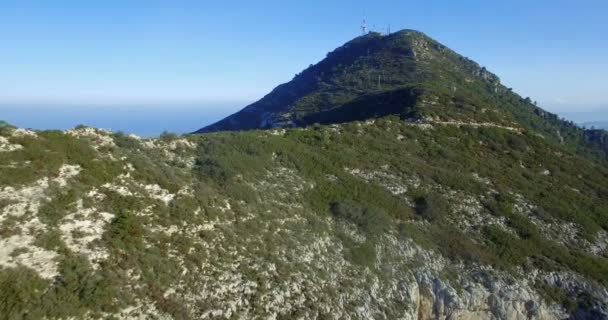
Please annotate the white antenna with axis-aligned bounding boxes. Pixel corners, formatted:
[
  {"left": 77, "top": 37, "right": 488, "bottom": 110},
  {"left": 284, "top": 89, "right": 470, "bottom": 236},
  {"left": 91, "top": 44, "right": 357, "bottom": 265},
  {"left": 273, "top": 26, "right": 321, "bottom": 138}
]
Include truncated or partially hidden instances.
[{"left": 361, "top": 17, "right": 367, "bottom": 35}]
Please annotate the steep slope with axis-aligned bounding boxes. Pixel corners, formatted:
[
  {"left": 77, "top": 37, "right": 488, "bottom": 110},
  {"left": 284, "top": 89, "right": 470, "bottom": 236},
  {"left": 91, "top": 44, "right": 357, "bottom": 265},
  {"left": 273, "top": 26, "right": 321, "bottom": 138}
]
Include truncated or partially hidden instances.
[
  {"left": 196, "top": 30, "right": 607, "bottom": 159},
  {"left": 196, "top": 30, "right": 476, "bottom": 132},
  {"left": 1, "top": 121, "right": 608, "bottom": 319}
]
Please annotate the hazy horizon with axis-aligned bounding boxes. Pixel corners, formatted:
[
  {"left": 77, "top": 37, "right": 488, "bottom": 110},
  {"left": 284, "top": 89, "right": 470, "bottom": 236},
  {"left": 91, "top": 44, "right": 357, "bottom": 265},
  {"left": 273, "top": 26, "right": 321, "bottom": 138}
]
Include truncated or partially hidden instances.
[
  {"left": 2, "top": 0, "right": 608, "bottom": 135},
  {"left": 1, "top": 0, "right": 607, "bottom": 109},
  {"left": 0, "top": 102, "right": 246, "bottom": 137},
  {"left": 2, "top": 101, "right": 607, "bottom": 137}
]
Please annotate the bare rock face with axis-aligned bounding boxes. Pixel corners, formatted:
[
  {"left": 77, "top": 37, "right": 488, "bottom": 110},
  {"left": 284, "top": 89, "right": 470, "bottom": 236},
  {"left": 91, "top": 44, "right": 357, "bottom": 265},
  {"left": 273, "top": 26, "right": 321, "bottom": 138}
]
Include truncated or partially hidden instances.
[{"left": 387, "top": 265, "right": 564, "bottom": 320}]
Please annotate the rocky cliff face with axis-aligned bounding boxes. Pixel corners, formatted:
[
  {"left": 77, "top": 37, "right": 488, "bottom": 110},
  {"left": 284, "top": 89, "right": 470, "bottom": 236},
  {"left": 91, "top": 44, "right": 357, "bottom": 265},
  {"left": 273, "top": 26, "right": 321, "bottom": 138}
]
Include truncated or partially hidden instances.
[{"left": 1, "top": 120, "right": 607, "bottom": 319}]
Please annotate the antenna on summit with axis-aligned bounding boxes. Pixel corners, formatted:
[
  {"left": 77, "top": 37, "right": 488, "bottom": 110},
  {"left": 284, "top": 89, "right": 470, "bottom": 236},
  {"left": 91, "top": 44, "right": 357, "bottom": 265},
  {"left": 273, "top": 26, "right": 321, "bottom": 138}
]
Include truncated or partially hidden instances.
[{"left": 361, "top": 17, "right": 368, "bottom": 35}]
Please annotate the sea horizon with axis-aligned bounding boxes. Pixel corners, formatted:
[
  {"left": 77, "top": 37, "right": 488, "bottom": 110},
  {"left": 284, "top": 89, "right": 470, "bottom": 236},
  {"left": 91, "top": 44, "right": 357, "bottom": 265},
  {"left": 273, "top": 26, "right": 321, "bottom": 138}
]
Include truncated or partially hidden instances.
[
  {"left": 2, "top": 102, "right": 607, "bottom": 137},
  {"left": 0, "top": 102, "right": 247, "bottom": 137}
]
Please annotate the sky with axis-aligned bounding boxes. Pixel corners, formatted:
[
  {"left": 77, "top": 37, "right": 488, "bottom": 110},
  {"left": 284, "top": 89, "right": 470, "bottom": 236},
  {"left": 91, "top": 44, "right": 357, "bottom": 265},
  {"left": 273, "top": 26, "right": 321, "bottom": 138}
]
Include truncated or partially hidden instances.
[{"left": 0, "top": 0, "right": 607, "bottom": 133}]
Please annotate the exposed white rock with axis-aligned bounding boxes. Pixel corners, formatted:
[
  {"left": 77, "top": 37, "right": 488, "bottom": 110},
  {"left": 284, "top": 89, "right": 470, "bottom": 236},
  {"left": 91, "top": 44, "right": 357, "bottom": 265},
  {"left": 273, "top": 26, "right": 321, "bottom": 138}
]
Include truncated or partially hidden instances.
[
  {"left": 270, "top": 129, "right": 286, "bottom": 136},
  {"left": 53, "top": 164, "right": 82, "bottom": 187},
  {"left": 217, "top": 199, "right": 232, "bottom": 212},
  {"left": 511, "top": 193, "right": 607, "bottom": 256},
  {"left": 405, "top": 119, "right": 522, "bottom": 133},
  {"left": 140, "top": 138, "right": 197, "bottom": 169},
  {"left": 346, "top": 167, "right": 420, "bottom": 195},
  {"left": 432, "top": 120, "right": 522, "bottom": 132},
  {"left": 409, "top": 122, "right": 434, "bottom": 130},
  {"left": 87, "top": 188, "right": 107, "bottom": 201},
  {"left": 12, "top": 128, "right": 38, "bottom": 138},
  {"left": 168, "top": 138, "right": 196, "bottom": 150},
  {"left": 0, "top": 178, "right": 50, "bottom": 221},
  {"left": 471, "top": 172, "right": 492, "bottom": 185},
  {"left": 444, "top": 189, "right": 513, "bottom": 235},
  {"left": 100, "top": 163, "right": 178, "bottom": 205},
  {"left": 59, "top": 199, "right": 114, "bottom": 268},
  {"left": 144, "top": 184, "right": 175, "bottom": 205},
  {"left": 104, "top": 299, "right": 172, "bottom": 320},
  {"left": 0, "top": 136, "right": 23, "bottom": 152},
  {"left": 102, "top": 183, "right": 133, "bottom": 196},
  {"left": 329, "top": 124, "right": 342, "bottom": 134},
  {"left": 0, "top": 232, "right": 58, "bottom": 279},
  {"left": 589, "top": 230, "right": 608, "bottom": 256},
  {"left": 140, "top": 139, "right": 157, "bottom": 149},
  {"left": 177, "top": 186, "right": 195, "bottom": 197},
  {"left": 326, "top": 174, "right": 339, "bottom": 182},
  {"left": 0, "top": 164, "right": 82, "bottom": 279},
  {"left": 149, "top": 224, "right": 181, "bottom": 236},
  {"left": 66, "top": 127, "right": 115, "bottom": 149},
  {"left": 407, "top": 268, "right": 568, "bottom": 320},
  {"left": 141, "top": 137, "right": 195, "bottom": 150},
  {"left": 248, "top": 167, "right": 314, "bottom": 208},
  {"left": 0, "top": 164, "right": 78, "bottom": 220}
]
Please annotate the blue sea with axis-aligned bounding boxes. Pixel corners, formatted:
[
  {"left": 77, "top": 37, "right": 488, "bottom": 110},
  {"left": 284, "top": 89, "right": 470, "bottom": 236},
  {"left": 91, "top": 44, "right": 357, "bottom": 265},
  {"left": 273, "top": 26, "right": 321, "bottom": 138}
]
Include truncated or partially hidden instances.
[
  {"left": 1, "top": 103, "right": 606, "bottom": 137},
  {"left": 0, "top": 103, "right": 246, "bottom": 137}
]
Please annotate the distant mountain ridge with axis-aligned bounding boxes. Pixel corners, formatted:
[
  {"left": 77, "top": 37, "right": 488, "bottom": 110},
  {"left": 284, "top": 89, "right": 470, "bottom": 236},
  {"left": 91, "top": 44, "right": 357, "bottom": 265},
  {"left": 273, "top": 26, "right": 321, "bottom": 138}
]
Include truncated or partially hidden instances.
[
  {"left": 196, "top": 29, "right": 608, "bottom": 158},
  {"left": 582, "top": 121, "right": 608, "bottom": 130}
]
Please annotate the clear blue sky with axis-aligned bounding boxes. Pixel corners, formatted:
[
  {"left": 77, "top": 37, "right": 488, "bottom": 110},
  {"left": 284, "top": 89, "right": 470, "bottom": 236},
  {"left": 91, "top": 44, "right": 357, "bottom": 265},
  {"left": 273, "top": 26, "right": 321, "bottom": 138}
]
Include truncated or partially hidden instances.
[{"left": 1, "top": 0, "right": 607, "bottom": 115}]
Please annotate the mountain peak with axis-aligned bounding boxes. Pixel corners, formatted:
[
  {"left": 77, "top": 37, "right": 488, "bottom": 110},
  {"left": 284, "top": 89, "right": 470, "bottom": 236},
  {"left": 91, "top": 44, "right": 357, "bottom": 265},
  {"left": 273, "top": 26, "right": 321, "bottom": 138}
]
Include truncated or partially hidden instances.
[
  {"left": 194, "top": 30, "right": 606, "bottom": 160},
  {"left": 195, "top": 29, "right": 504, "bottom": 133}
]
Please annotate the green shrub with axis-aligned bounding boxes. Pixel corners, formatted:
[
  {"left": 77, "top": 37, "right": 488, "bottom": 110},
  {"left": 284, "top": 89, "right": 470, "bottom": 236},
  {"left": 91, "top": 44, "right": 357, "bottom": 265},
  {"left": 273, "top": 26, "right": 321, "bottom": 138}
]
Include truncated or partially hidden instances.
[
  {"left": 159, "top": 131, "right": 179, "bottom": 142},
  {"left": 330, "top": 201, "right": 391, "bottom": 235},
  {"left": 0, "top": 268, "right": 48, "bottom": 319},
  {"left": 194, "top": 157, "right": 235, "bottom": 184},
  {"left": 483, "top": 225, "right": 531, "bottom": 267},
  {"left": 413, "top": 192, "right": 448, "bottom": 222},
  {"left": 113, "top": 131, "right": 140, "bottom": 149},
  {"left": 38, "top": 188, "right": 80, "bottom": 224},
  {"left": 104, "top": 210, "right": 144, "bottom": 250}
]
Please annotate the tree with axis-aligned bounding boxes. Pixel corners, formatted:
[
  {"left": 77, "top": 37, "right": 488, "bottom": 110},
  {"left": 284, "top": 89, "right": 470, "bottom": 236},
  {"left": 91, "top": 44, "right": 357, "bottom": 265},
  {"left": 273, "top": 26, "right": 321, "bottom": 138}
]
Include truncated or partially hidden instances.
[{"left": 413, "top": 193, "right": 449, "bottom": 222}]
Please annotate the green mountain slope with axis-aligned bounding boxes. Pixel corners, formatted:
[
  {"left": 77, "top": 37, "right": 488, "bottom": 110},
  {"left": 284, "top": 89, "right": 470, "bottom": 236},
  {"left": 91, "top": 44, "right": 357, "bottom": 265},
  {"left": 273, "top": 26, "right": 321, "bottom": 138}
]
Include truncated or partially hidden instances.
[
  {"left": 1, "top": 30, "right": 608, "bottom": 319},
  {"left": 1, "top": 119, "right": 608, "bottom": 319},
  {"left": 196, "top": 30, "right": 607, "bottom": 159}
]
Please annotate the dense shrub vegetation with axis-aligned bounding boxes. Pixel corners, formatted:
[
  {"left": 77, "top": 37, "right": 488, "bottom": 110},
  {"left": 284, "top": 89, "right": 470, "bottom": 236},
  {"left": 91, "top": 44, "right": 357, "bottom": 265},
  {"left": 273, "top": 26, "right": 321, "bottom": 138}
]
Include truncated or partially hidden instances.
[
  {"left": 2, "top": 29, "right": 608, "bottom": 317},
  {"left": 1, "top": 113, "right": 608, "bottom": 317}
]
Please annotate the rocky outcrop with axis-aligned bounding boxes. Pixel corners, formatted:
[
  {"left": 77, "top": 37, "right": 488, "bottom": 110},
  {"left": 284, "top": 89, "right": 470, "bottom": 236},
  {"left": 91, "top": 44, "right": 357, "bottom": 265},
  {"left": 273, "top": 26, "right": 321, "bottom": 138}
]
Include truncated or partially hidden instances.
[{"left": 404, "top": 270, "right": 566, "bottom": 320}]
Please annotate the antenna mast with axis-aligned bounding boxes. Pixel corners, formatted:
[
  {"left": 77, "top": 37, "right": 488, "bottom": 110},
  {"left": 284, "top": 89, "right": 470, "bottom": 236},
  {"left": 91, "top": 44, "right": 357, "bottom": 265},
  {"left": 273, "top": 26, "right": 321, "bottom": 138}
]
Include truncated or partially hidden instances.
[{"left": 361, "top": 17, "right": 367, "bottom": 35}]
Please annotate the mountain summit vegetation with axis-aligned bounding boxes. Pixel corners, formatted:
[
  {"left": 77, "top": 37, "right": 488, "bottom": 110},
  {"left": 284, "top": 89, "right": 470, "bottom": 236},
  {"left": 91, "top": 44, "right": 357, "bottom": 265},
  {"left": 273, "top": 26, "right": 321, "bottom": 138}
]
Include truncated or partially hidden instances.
[
  {"left": 196, "top": 30, "right": 607, "bottom": 158},
  {"left": 1, "top": 30, "right": 608, "bottom": 319}
]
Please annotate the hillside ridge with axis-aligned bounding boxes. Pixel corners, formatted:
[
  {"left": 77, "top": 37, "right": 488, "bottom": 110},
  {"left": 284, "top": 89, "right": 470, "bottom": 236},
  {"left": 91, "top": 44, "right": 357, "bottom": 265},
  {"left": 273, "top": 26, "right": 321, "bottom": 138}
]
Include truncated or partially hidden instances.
[
  {"left": 196, "top": 29, "right": 608, "bottom": 159},
  {"left": 2, "top": 119, "right": 608, "bottom": 318},
  {"left": 1, "top": 29, "right": 608, "bottom": 319}
]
